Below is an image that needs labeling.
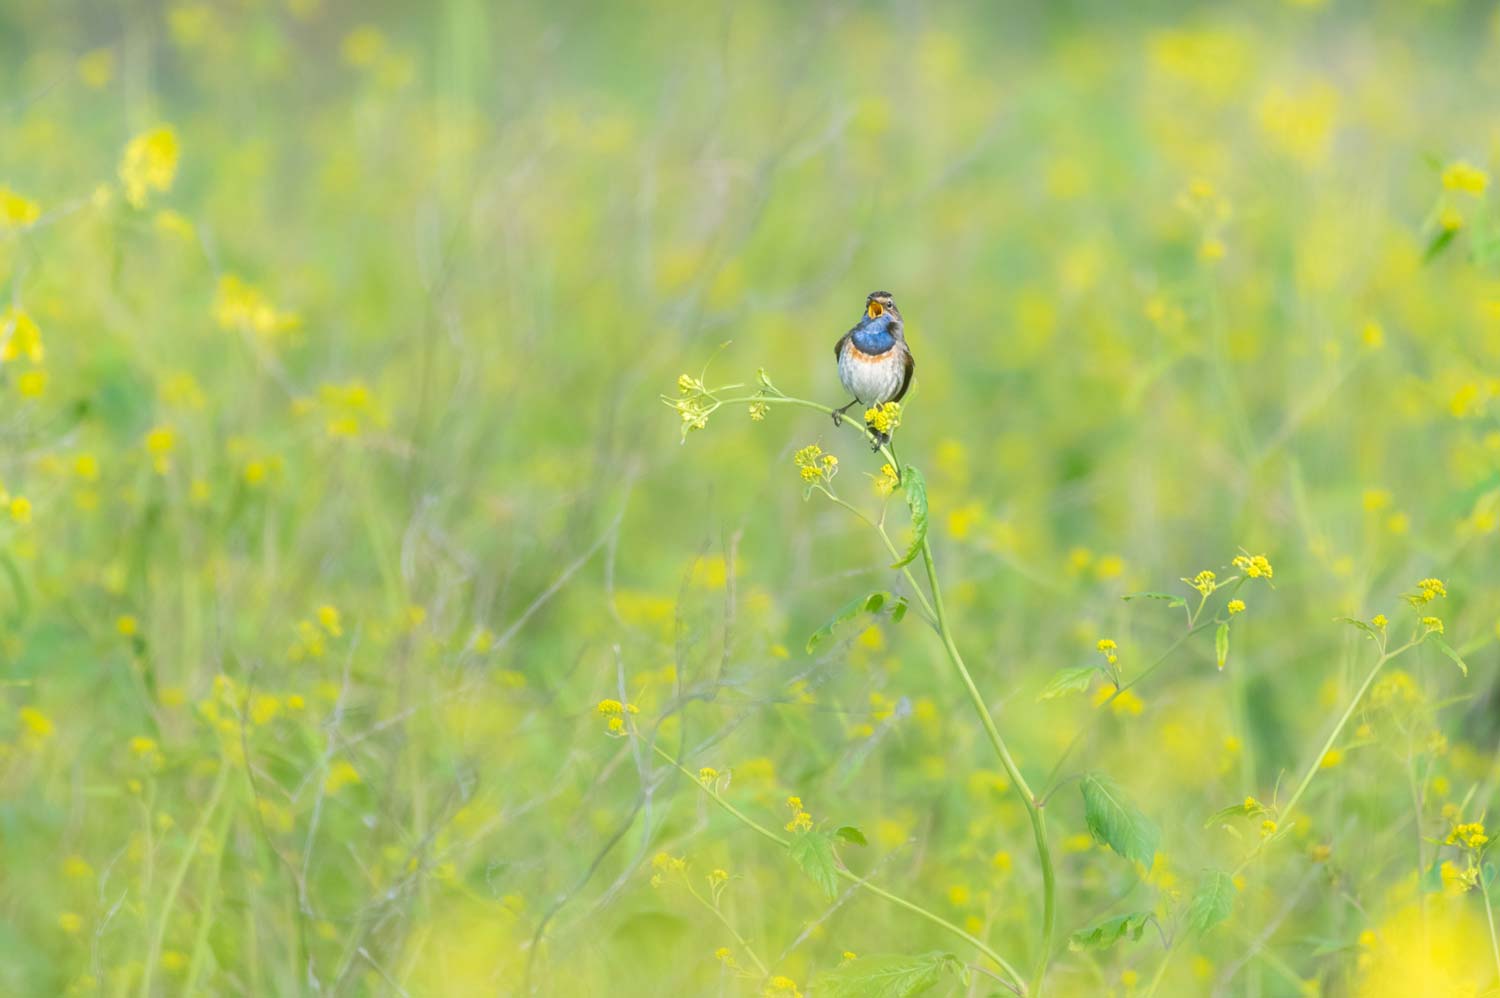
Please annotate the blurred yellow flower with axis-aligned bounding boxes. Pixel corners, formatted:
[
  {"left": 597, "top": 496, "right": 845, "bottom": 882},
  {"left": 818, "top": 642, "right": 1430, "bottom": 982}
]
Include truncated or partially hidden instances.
[
  {"left": 1441, "top": 160, "right": 1489, "bottom": 195},
  {"left": 118, "top": 126, "right": 180, "bottom": 209},
  {"left": 0, "top": 187, "right": 40, "bottom": 229}
]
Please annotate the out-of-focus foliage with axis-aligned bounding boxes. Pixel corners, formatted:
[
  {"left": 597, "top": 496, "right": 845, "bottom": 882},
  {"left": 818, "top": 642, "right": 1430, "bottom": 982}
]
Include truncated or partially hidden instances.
[{"left": 3, "top": 0, "right": 1500, "bottom": 995}]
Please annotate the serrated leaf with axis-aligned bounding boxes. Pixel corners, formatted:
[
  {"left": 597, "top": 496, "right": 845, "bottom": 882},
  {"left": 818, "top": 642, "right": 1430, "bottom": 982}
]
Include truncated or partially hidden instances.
[
  {"left": 1188, "top": 870, "right": 1236, "bottom": 933},
  {"left": 1215, "top": 621, "right": 1230, "bottom": 671},
  {"left": 1424, "top": 226, "right": 1457, "bottom": 263},
  {"left": 814, "top": 951, "right": 963, "bottom": 998},
  {"left": 890, "top": 467, "right": 928, "bottom": 569},
  {"left": 1080, "top": 773, "right": 1160, "bottom": 869},
  {"left": 806, "top": 591, "right": 896, "bottom": 654},
  {"left": 1203, "top": 800, "right": 1265, "bottom": 828},
  {"left": 1432, "top": 637, "right": 1469, "bottom": 677},
  {"left": 1122, "top": 591, "right": 1188, "bottom": 609},
  {"left": 1067, "top": 911, "right": 1152, "bottom": 951},
  {"left": 835, "top": 825, "right": 868, "bottom": 846},
  {"left": 788, "top": 830, "right": 839, "bottom": 899},
  {"left": 1335, "top": 617, "right": 1380, "bottom": 639},
  {"left": 1038, "top": 665, "right": 1098, "bottom": 701}
]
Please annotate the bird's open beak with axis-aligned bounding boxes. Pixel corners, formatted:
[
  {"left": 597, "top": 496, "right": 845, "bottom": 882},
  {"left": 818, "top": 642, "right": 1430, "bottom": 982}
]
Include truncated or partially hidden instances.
[{"left": 867, "top": 301, "right": 884, "bottom": 319}]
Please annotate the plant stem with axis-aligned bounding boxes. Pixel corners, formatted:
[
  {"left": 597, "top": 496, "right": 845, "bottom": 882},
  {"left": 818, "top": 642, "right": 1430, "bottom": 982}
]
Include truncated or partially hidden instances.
[
  {"left": 141, "top": 757, "right": 231, "bottom": 998},
  {"left": 919, "top": 538, "right": 1056, "bottom": 993},
  {"left": 718, "top": 393, "right": 901, "bottom": 470},
  {"left": 652, "top": 745, "right": 1027, "bottom": 993},
  {"left": 1482, "top": 870, "right": 1500, "bottom": 984}
]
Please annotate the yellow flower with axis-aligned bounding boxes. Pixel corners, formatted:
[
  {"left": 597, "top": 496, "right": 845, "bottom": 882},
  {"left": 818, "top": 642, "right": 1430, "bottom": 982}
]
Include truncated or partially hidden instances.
[
  {"left": 596, "top": 699, "right": 624, "bottom": 716},
  {"left": 873, "top": 463, "right": 900, "bottom": 496},
  {"left": 763, "top": 976, "right": 802, "bottom": 998},
  {"left": 144, "top": 426, "right": 176, "bottom": 474},
  {"left": 748, "top": 401, "right": 768, "bottom": 421},
  {"left": 1227, "top": 599, "right": 1246, "bottom": 614},
  {"left": 116, "top": 615, "right": 138, "bottom": 637},
  {"left": 119, "top": 126, "right": 180, "bottom": 208},
  {"left": 58, "top": 912, "right": 83, "bottom": 934},
  {"left": 1421, "top": 616, "right": 1444, "bottom": 634},
  {"left": 316, "top": 604, "right": 343, "bottom": 637},
  {"left": 1232, "top": 553, "right": 1274, "bottom": 579},
  {"left": 1319, "top": 748, "right": 1343, "bottom": 769},
  {"left": 793, "top": 444, "right": 837, "bottom": 487},
  {"left": 1417, "top": 578, "right": 1447, "bottom": 601},
  {"left": 1442, "top": 160, "right": 1489, "bottom": 196},
  {"left": 698, "top": 766, "right": 718, "bottom": 784},
  {"left": 1261, "top": 819, "right": 1278, "bottom": 837},
  {"left": 9, "top": 495, "right": 31, "bottom": 524},
  {"left": 1372, "top": 614, "right": 1388, "bottom": 629},
  {"left": 0, "top": 187, "right": 40, "bottom": 229},
  {"left": 863, "top": 401, "right": 902, "bottom": 435},
  {"left": 1, "top": 307, "right": 44, "bottom": 363},
  {"left": 1190, "top": 569, "right": 1217, "bottom": 595},
  {"left": 17, "top": 370, "right": 46, "bottom": 398},
  {"left": 324, "top": 760, "right": 361, "bottom": 793}
]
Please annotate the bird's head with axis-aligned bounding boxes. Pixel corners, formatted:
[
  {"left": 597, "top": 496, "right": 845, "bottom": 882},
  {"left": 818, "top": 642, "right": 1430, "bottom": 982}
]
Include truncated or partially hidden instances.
[{"left": 863, "top": 291, "right": 902, "bottom": 329}]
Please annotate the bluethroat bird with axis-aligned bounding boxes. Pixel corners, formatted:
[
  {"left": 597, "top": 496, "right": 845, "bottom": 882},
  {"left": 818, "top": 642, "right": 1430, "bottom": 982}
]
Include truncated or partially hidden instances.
[{"left": 833, "top": 291, "right": 914, "bottom": 448}]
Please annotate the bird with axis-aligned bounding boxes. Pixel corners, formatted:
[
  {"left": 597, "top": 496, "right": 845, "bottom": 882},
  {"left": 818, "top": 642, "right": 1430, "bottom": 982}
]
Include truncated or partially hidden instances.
[{"left": 833, "top": 290, "right": 914, "bottom": 448}]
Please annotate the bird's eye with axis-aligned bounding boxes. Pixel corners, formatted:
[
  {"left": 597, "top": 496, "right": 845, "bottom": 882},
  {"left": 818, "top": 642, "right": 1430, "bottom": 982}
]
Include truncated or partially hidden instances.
[{"left": 867, "top": 301, "right": 884, "bottom": 318}]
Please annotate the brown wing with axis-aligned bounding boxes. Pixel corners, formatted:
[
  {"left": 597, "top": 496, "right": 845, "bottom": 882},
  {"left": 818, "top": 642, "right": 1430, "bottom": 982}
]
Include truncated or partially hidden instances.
[
  {"left": 893, "top": 346, "right": 915, "bottom": 402},
  {"left": 833, "top": 329, "right": 853, "bottom": 364}
]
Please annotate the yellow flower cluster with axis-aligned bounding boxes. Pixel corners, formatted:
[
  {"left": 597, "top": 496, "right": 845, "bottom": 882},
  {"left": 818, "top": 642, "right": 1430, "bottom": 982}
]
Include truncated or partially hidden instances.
[
  {"left": 668, "top": 373, "right": 714, "bottom": 436},
  {"left": 595, "top": 698, "right": 639, "bottom": 735},
  {"left": 784, "top": 795, "right": 813, "bottom": 833},
  {"left": 1233, "top": 553, "right": 1273, "bottom": 579},
  {"left": 1416, "top": 578, "right": 1446, "bottom": 601},
  {"left": 864, "top": 401, "right": 902, "bottom": 435},
  {"left": 793, "top": 444, "right": 837, "bottom": 486},
  {"left": 0, "top": 187, "right": 40, "bottom": 229},
  {"left": 1096, "top": 637, "right": 1118, "bottom": 666},
  {"left": 1441, "top": 160, "right": 1489, "bottom": 196},
  {"left": 874, "top": 463, "right": 900, "bottom": 496},
  {"left": 763, "top": 976, "right": 802, "bottom": 998},
  {"left": 1421, "top": 616, "right": 1444, "bottom": 634},
  {"left": 214, "top": 275, "right": 301, "bottom": 342},
  {"left": 1445, "top": 821, "right": 1488, "bottom": 850},
  {"left": 1227, "top": 599, "right": 1246, "bottom": 615},
  {"left": 118, "top": 126, "right": 180, "bottom": 208},
  {"left": 1189, "top": 569, "right": 1217, "bottom": 595}
]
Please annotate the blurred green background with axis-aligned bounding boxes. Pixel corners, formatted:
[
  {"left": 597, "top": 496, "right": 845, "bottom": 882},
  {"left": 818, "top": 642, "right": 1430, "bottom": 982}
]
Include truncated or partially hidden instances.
[{"left": 4, "top": 0, "right": 1500, "bottom": 995}]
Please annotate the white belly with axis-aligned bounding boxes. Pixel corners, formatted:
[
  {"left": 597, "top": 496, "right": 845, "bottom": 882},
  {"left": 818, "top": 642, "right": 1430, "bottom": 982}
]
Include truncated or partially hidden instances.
[{"left": 838, "top": 345, "right": 904, "bottom": 405}]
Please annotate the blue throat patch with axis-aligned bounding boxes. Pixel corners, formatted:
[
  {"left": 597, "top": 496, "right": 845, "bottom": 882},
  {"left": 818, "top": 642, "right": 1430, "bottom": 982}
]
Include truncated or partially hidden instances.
[{"left": 851, "top": 317, "right": 896, "bottom": 355}]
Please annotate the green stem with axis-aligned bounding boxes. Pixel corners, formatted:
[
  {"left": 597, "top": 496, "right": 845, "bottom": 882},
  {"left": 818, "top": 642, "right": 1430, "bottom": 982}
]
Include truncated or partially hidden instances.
[
  {"left": 919, "top": 539, "right": 1055, "bottom": 993},
  {"left": 718, "top": 393, "right": 900, "bottom": 471},
  {"left": 1482, "top": 869, "right": 1500, "bottom": 985},
  {"left": 653, "top": 745, "right": 1027, "bottom": 993},
  {"left": 140, "top": 758, "right": 231, "bottom": 998}
]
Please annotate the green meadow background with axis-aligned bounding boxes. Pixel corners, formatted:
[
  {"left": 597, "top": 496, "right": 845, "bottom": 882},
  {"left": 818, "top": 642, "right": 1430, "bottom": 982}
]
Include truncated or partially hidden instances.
[{"left": 4, "top": 0, "right": 1500, "bottom": 995}]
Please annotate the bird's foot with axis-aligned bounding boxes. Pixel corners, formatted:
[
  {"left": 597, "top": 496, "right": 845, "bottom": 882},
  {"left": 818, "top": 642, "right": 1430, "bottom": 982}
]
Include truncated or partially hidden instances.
[
  {"left": 869, "top": 429, "right": 889, "bottom": 452},
  {"left": 831, "top": 399, "right": 859, "bottom": 428}
]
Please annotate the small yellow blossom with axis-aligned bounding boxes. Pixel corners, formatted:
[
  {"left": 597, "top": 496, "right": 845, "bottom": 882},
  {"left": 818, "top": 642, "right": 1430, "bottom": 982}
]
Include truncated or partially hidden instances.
[
  {"left": 1446, "top": 821, "right": 1489, "bottom": 850},
  {"left": 0, "top": 307, "right": 43, "bottom": 363},
  {"left": 873, "top": 463, "right": 900, "bottom": 496},
  {"left": 1232, "top": 553, "right": 1274, "bottom": 579},
  {"left": 698, "top": 766, "right": 718, "bottom": 784},
  {"left": 316, "top": 604, "right": 343, "bottom": 637},
  {"left": 748, "top": 400, "right": 768, "bottom": 421},
  {"left": 119, "top": 126, "right": 180, "bottom": 208},
  {"left": 0, "top": 187, "right": 40, "bottom": 229},
  {"left": 1442, "top": 160, "right": 1489, "bottom": 196},
  {"left": 1227, "top": 599, "right": 1245, "bottom": 614},
  {"left": 1261, "top": 819, "right": 1278, "bottom": 837},
  {"left": 763, "top": 976, "right": 802, "bottom": 998},
  {"left": 1421, "top": 616, "right": 1444, "bottom": 634},
  {"left": 1319, "top": 748, "right": 1343, "bottom": 769},
  {"left": 9, "top": 495, "right": 31, "bottom": 524},
  {"left": 116, "top": 615, "right": 138, "bottom": 637},
  {"left": 1371, "top": 614, "right": 1387, "bottom": 629},
  {"left": 324, "top": 760, "right": 361, "bottom": 794},
  {"left": 863, "top": 401, "right": 902, "bottom": 435},
  {"left": 1190, "top": 569, "right": 1217, "bottom": 595},
  {"left": 596, "top": 699, "right": 624, "bottom": 716},
  {"left": 58, "top": 912, "right": 83, "bottom": 934}
]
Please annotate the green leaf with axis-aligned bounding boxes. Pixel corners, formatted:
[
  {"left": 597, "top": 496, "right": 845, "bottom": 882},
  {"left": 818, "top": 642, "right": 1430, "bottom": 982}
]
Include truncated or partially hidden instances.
[
  {"left": 1424, "top": 225, "right": 1457, "bottom": 263},
  {"left": 1203, "top": 799, "right": 1265, "bottom": 828},
  {"left": 1214, "top": 621, "right": 1230, "bottom": 671},
  {"left": 890, "top": 467, "right": 929, "bottom": 569},
  {"left": 1080, "top": 773, "right": 1160, "bottom": 869},
  {"left": 814, "top": 952, "right": 963, "bottom": 998},
  {"left": 890, "top": 597, "right": 909, "bottom": 624},
  {"left": 1122, "top": 591, "right": 1188, "bottom": 609},
  {"left": 834, "top": 825, "right": 868, "bottom": 847},
  {"left": 1038, "top": 665, "right": 1098, "bottom": 701},
  {"left": 1188, "top": 870, "right": 1236, "bottom": 934},
  {"left": 1067, "top": 911, "right": 1152, "bottom": 951},
  {"left": 806, "top": 591, "right": 895, "bottom": 654},
  {"left": 1432, "top": 637, "right": 1469, "bottom": 677},
  {"left": 1335, "top": 617, "right": 1380, "bottom": 640},
  {"left": 788, "top": 830, "right": 839, "bottom": 899}
]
